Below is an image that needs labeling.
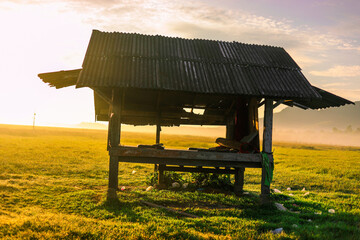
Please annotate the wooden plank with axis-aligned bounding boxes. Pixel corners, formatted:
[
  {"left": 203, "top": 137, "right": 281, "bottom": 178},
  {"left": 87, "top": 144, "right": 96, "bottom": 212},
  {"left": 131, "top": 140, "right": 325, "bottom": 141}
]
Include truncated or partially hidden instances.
[
  {"left": 114, "top": 155, "right": 262, "bottom": 168},
  {"left": 111, "top": 146, "right": 263, "bottom": 163},
  {"left": 160, "top": 166, "right": 236, "bottom": 174},
  {"left": 119, "top": 116, "right": 225, "bottom": 126}
]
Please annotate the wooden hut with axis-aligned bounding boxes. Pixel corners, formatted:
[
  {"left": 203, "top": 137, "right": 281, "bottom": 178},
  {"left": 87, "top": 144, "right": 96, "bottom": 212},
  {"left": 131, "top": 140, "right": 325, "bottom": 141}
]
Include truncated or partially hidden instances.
[{"left": 39, "top": 30, "right": 353, "bottom": 203}]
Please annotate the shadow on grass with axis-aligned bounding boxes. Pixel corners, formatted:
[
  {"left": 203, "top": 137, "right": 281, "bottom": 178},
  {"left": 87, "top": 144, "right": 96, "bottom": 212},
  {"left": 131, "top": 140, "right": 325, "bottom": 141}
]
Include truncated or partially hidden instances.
[
  {"left": 244, "top": 193, "right": 360, "bottom": 239},
  {"left": 60, "top": 188, "right": 359, "bottom": 239}
]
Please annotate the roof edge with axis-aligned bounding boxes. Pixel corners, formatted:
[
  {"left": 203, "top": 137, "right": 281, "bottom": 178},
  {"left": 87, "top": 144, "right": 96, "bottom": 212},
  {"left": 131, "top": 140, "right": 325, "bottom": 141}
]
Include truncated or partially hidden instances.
[{"left": 38, "top": 69, "right": 81, "bottom": 89}]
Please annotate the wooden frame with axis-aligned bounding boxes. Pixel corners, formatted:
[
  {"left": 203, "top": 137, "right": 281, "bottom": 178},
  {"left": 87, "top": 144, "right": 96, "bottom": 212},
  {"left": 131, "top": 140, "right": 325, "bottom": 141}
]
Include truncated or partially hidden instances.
[{"left": 106, "top": 95, "right": 274, "bottom": 204}]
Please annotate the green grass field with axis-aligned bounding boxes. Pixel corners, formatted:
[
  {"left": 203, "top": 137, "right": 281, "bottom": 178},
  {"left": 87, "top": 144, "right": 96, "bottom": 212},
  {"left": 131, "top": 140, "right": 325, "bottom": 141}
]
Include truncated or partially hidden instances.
[{"left": 0, "top": 124, "right": 359, "bottom": 239}]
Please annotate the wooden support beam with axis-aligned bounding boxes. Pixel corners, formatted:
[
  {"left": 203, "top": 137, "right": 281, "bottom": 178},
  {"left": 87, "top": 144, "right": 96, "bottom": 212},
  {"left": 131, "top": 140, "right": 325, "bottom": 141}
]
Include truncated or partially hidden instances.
[
  {"left": 226, "top": 113, "right": 235, "bottom": 140},
  {"left": 108, "top": 155, "right": 119, "bottom": 190},
  {"left": 110, "top": 146, "right": 263, "bottom": 168},
  {"left": 261, "top": 98, "right": 273, "bottom": 204},
  {"left": 107, "top": 89, "right": 122, "bottom": 199},
  {"left": 158, "top": 164, "right": 166, "bottom": 188},
  {"left": 234, "top": 167, "right": 245, "bottom": 196},
  {"left": 156, "top": 92, "right": 162, "bottom": 171},
  {"left": 273, "top": 100, "right": 285, "bottom": 109},
  {"left": 225, "top": 99, "right": 236, "bottom": 116},
  {"left": 258, "top": 99, "right": 265, "bottom": 108},
  {"left": 248, "top": 98, "right": 260, "bottom": 150},
  {"left": 93, "top": 88, "right": 111, "bottom": 105},
  {"left": 156, "top": 125, "right": 161, "bottom": 144},
  {"left": 292, "top": 102, "right": 309, "bottom": 110},
  {"left": 108, "top": 90, "right": 122, "bottom": 148}
]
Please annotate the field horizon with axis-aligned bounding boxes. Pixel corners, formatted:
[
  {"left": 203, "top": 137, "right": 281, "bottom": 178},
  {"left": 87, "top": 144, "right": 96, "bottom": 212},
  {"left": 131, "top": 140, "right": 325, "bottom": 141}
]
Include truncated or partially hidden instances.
[
  {"left": 2, "top": 122, "right": 360, "bottom": 148},
  {"left": 0, "top": 124, "right": 359, "bottom": 239}
]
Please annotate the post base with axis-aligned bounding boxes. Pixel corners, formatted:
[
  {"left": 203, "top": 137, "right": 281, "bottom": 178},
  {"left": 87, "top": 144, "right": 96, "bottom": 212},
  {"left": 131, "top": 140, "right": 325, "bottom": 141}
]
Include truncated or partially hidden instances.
[
  {"left": 260, "top": 193, "right": 271, "bottom": 205},
  {"left": 106, "top": 188, "right": 119, "bottom": 201},
  {"left": 234, "top": 186, "right": 243, "bottom": 196}
]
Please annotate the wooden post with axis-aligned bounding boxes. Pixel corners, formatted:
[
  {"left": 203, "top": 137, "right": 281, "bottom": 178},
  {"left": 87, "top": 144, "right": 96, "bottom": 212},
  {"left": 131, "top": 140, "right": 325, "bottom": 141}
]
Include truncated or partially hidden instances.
[
  {"left": 261, "top": 98, "right": 273, "bottom": 204},
  {"left": 226, "top": 113, "right": 235, "bottom": 140},
  {"left": 156, "top": 124, "right": 161, "bottom": 144},
  {"left": 155, "top": 92, "right": 163, "bottom": 173},
  {"left": 227, "top": 111, "right": 245, "bottom": 195},
  {"left": 234, "top": 167, "right": 245, "bottom": 196},
  {"left": 155, "top": 124, "right": 161, "bottom": 171},
  {"left": 107, "top": 90, "right": 122, "bottom": 200},
  {"left": 248, "top": 98, "right": 260, "bottom": 150},
  {"left": 158, "top": 164, "right": 165, "bottom": 188}
]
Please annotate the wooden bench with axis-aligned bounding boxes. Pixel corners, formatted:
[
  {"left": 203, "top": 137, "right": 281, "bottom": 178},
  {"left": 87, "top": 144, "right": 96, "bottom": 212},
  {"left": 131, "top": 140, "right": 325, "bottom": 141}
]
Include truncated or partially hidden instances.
[{"left": 109, "top": 146, "right": 270, "bottom": 195}]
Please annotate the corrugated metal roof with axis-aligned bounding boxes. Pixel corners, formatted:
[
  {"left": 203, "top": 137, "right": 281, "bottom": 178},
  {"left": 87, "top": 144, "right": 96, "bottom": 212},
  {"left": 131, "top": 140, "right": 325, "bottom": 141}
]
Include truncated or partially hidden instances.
[
  {"left": 39, "top": 69, "right": 81, "bottom": 89},
  {"left": 292, "top": 86, "right": 354, "bottom": 109},
  {"left": 76, "top": 30, "right": 320, "bottom": 99}
]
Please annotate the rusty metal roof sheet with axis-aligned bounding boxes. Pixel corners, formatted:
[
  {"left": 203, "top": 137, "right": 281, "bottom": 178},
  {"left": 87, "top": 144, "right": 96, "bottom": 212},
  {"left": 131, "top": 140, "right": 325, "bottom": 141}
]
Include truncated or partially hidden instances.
[
  {"left": 39, "top": 69, "right": 81, "bottom": 89},
  {"left": 75, "top": 30, "right": 320, "bottom": 99},
  {"left": 292, "top": 86, "right": 354, "bottom": 109}
]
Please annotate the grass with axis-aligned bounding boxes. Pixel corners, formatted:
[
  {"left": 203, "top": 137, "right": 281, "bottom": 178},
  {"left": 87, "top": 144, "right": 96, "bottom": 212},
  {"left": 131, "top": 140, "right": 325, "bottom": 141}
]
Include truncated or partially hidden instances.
[{"left": 0, "top": 124, "right": 359, "bottom": 239}]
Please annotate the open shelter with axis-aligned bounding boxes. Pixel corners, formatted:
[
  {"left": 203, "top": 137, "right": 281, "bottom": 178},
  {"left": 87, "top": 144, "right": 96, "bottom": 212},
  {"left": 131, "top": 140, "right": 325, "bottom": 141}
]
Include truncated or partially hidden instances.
[{"left": 39, "top": 30, "right": 353, "bottom": 203}]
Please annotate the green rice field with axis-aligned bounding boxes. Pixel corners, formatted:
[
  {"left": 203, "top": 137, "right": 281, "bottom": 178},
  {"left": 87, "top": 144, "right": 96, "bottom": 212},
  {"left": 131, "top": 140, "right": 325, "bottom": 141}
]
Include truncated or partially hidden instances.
[{"left": 0, "top": 124, "right": 359, "bottom": 239}]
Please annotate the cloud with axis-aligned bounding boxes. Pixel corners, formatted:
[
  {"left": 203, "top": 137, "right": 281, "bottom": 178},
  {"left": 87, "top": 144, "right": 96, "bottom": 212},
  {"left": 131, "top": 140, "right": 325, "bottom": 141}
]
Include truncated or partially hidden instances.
[
  {"left": 310, "top": 65, "right": 360, "bottom": 77},
  {"left": 3, "top": 0, "right": 359, "bottom": 72},
  {"left": 322, "top": 82, "right": 349, "bottom": 88}
]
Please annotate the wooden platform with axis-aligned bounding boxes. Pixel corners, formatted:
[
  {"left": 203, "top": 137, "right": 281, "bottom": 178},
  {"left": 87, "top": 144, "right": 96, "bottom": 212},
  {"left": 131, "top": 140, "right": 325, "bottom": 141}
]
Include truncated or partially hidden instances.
[{"left": 109, "top": 146, "right": 264, "bottom": 169}]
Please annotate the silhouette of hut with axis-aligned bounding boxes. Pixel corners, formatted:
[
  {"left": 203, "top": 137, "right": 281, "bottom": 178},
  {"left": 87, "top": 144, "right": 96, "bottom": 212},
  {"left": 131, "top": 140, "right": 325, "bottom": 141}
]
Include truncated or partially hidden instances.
[{"left": 39, "top": 30, "right": 353, "bottom": 203}]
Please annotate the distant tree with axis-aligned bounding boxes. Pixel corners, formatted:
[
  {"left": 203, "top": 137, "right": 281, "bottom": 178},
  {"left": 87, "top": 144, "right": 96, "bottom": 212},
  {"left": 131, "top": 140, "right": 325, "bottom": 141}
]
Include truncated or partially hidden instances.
[{"left": 333, "top": 127, "right": 339, "bottom": 133}]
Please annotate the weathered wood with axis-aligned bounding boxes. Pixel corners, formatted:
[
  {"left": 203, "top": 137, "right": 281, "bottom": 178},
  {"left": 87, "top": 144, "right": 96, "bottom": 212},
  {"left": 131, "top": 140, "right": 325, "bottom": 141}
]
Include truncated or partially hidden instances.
[
  {"left": 216, "top": 132, "right": 258, "bottom": 151},
  {"left": 273, "top": 100, "right": 284, "bottom": 109},
  {"left": 93, "top": 88, "right": 111, "bottom": 105},
  {"left": 261, "top": 98, "right": 273, "bottom": 204},
  {"left": 108, "top": 90, "right": 122, "bottom": 148},
  {"left": 98, "top": 115, "right": 226, "bottom": 126},
  {"left": 141, "top": 200, "right": 200, "bottom": 218},
  {"left": 109, "top": 146, "right": 263, "bottom": 168},
  {"left": 108, "top": 154, "right": 119, "bottom": 190},
  {"left": 258, "top": 99, "right": 265, "bottom": 107},
  {"left": 111, "top": 146, "right": 263, "bottom": 163},
  {"left": 248, "top": 98, "right": 260, "bottom": 150},
  {"left": 234, "top": 167, "right": 245, "bottom": 196},
  {"left": 156, "top": 124, "right": 161, "bottom": 144},
  {"left": 107, "top": 90, "right": 122, "bottom": 197},
  {"left": 159, "top": 166, "right": 237, "bottom": 174},
  {"left": 158, "top": 164, "right": 165, "bottom": 187},
  {"left": 234, "top": 98, "right": 250, "bottom": 141},
  {"left": 263, "top": 99, "right": 273, "bottom": 154},
  {"left": 226, "top": 113, "right": 235, "bottom": 140}
]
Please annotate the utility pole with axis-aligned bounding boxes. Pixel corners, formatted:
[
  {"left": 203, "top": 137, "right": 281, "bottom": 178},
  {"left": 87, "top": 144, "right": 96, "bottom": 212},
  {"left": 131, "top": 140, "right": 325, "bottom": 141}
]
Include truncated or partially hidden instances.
[{"left": 33, "top": 113, "right": 36, "bottom": 130}]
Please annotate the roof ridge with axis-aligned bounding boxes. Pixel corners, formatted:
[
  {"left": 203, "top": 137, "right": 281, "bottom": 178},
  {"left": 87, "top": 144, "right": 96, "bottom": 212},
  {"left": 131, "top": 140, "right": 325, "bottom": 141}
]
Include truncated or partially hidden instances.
[{"left": 92, "top": 29, "right": 284, "bottom": 49}]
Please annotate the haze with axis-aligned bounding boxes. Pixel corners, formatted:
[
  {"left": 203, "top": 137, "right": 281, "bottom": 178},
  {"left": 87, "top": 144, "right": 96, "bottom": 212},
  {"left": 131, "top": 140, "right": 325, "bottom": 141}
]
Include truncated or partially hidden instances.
[{"left": 0, "top": 0, "right": 359, "bottom": 144}]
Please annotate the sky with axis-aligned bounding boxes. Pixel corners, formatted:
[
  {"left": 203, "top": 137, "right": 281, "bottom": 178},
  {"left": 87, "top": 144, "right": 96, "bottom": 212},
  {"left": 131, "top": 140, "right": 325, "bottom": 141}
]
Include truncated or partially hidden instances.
[{"left": 0, "top": 0, "right": 359, "bottom": 127}]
